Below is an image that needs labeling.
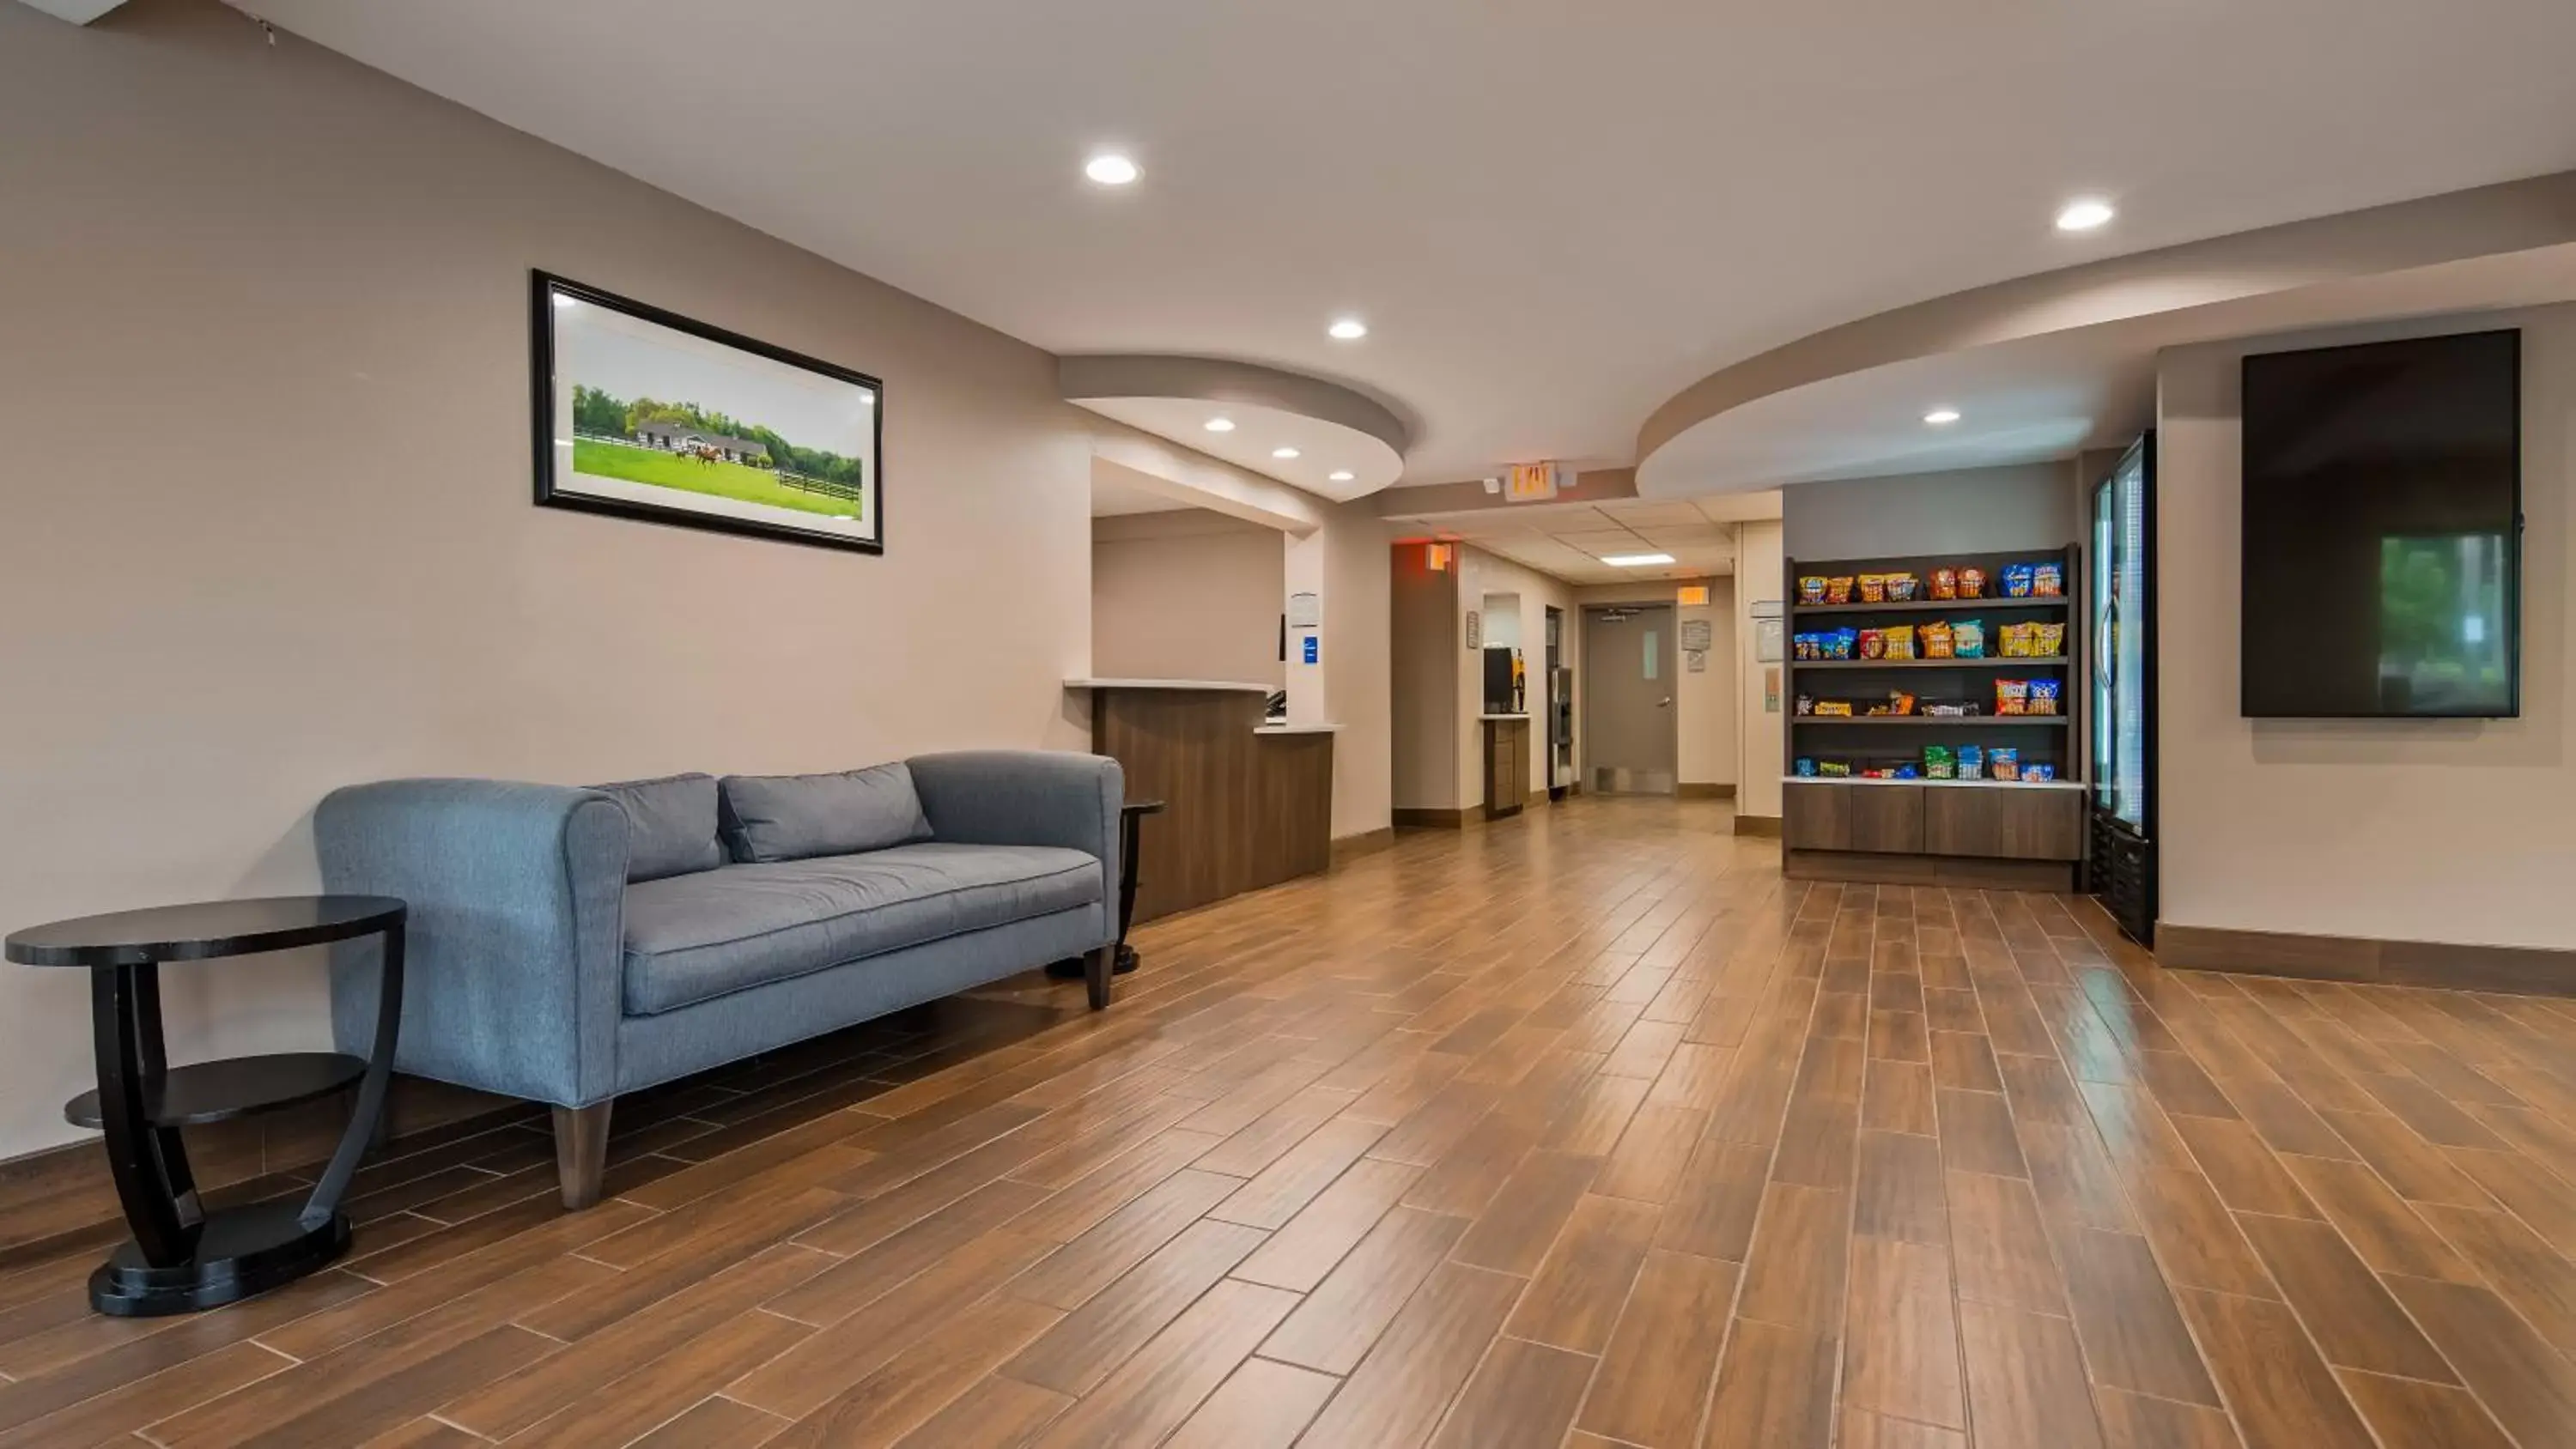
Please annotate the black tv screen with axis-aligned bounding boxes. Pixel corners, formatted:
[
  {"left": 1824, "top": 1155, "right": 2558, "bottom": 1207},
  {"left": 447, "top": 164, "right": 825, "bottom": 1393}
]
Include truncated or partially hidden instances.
[{"left": 2241, "top": 330, "right": 2520, "bottom": 718}]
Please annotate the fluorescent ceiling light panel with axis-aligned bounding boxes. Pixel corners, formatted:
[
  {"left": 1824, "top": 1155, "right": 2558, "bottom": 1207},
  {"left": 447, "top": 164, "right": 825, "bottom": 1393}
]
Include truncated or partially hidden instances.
[{"left": 1601, "top": 552, "right": 1677, "bottom": 567}]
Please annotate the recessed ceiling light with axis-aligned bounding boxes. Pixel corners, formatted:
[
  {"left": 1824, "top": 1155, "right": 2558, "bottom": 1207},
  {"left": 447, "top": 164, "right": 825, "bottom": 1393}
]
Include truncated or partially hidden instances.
[
  {"left": 2055, "top": 197, "right": 2115, "bottom": 232},
  {"left": 1273, "top": 446, "right": 1301, "bottom": 460},
  {"left": 1923, "top": 408, "right": 1962, "bottom": 426},
  {"left": 1084, "top": 153, "right": 1140, "bottom": 186},
  {"left": 1328, "top": 470, "right": 1356, "bottom": 482},
  {"left": 1327, "top": 318, "right": 1369, "bottom": 342},
  {"left": 1601, "top": 552, "right": 1678, "bottom": 567},
  {"left": 1203, "top": 417, "right": 1236, "bottom": 433}
]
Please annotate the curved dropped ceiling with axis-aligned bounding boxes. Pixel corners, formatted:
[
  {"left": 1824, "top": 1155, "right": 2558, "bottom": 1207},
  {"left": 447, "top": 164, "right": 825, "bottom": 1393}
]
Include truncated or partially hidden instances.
[
  {"left": 1061, "top": 355, "right": 1411, "bottom": 500},
  {"left": 1637, "top": 170, "right": 2576, "bottom": 496}
]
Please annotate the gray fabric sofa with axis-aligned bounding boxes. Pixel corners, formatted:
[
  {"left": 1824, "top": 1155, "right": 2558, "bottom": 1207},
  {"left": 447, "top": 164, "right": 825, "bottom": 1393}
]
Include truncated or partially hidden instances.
[{"left": 314, "top": 750, "right": 1121, "bottom": 1207}]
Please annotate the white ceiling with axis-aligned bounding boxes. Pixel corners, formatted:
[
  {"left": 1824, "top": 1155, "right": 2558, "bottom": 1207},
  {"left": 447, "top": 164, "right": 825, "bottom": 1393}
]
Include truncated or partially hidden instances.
[
  {"left": 240, "top": 0, "right": 2576, "bottom": 489},
  {"left": 1643, "top": 241, "right": 2576, "bottom": 495},
  {"left": 1382, "top": 494, "right": 1778, "bottom": 587},
  {"left": 1073, "top": 397, "right": 1401, "bottom": 500},
  {"left": 1090, "top": 470, "right": 1186, "bottom": 517}
]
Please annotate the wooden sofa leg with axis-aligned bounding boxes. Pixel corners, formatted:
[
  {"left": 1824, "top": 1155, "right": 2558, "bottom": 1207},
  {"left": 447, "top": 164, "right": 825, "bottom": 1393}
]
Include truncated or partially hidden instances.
[
  {"left": 552, "top": 1100, "right": 613, "bottom": 1210},
  {"left": 1084, "top": 946, "right": 1115, "bottom": 1011}
]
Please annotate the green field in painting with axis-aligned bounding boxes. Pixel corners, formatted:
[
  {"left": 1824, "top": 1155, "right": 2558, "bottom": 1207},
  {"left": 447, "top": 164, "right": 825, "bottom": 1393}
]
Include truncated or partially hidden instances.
[{"left": 574, "top": 439, "right": 860, "bottom": 519}]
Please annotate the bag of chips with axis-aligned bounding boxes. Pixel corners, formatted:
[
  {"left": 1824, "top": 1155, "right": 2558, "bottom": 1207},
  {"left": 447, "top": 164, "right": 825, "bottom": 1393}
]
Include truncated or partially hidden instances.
[
  {"left": 1887, "top": 573, "right": 1921, "bottom": 602},
  {"left": 1893, "top": 763, "right": 1921, "bottom": 779},
  {"left": 1798, "top": 576, "right": 1828, "bottom": 605},
  {"left": 1795, "top": 694, "right": 1814, "bottom": 716},
  {"left": 1996, "top": 679, "right": 2031, "bottom": 715},
  {"left": 2023, "top": 762, "right": 2057, "bottom": 782},
  {"left": 1889, "top": 691, "right": 1917, "bottom": 716},
  {"left": 1794, "top": 757, "right": 1818, "bottom": 777},
  {"left": 2028, "top": 678, "right": 2063, "bottom": 715},
  {"left": 1827, "top": 576, "right": 1855, "bottom": 604},
  {"left": 2002, "top": 563, "right": 2036, "bottom": 597},
  {"left": 1998, "top": 622, "right": 2033, "bottom": 658},
  {"left": 2032, "top": 621, "right": 2065, "bottom": 658},
  {"left": 1923, "top": 744, "right": 1954, "bottom": 779},
  {"left": 1929, "top": 567, "right": 1958, "bottom": 600},
  {"left": 1858, "top": 573, "right": 1887, "bottom": 603},
  {"left": 1820, "top": 760, "right": 1852, "bottom": 777},
  {"left": 1990, "top": 747, "right": 2020, "bottom": 781},
  {"left": 1883, "top": 625, "right": 1916, "bottom": 659},
  {"left": 1958, "top": 567, "right": 1986, "bottom": 598},
  {"left": 1920, "top": 621, "right": 1954, "bottom": 658},
  {"left": 1858, "top": 629, "right": 1886, "bottom": 659},
  {"left": 1958, "top": 744, "right": 1984, "bottom": 779},
  {"left": 1815, "top": 699, "right": 1853, "bottom": 717},
  {"left": 1953, "top": 621, "right": 1985, "bottom": 658},
  {"left": 2034, "top": 562, "right": 2063, "bottom": 597},
  {"left": 1831, "top": 628, "right": 1857, "bottom": 659}
]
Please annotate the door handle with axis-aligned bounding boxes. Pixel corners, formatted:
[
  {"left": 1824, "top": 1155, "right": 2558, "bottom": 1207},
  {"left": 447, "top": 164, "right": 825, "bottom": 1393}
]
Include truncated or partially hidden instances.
[{"left": 1657, "top": 697, "right": 1673, "bottom": 707}]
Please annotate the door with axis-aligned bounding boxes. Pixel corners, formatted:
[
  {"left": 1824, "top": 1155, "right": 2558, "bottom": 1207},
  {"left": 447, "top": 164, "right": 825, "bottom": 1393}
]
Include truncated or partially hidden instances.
[
  {"left": 2090, "top": 433, "right": 2157, "bottom": 943},
  {"left": 1582, "top": 604, "right": 1678, "bottom": 794}
]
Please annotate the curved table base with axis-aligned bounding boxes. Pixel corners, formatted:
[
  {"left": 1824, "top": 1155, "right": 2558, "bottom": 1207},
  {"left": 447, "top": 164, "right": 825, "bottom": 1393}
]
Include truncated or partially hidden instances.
[{"left": 90, "top": 1200, "right": 350, "bottom": 1317}]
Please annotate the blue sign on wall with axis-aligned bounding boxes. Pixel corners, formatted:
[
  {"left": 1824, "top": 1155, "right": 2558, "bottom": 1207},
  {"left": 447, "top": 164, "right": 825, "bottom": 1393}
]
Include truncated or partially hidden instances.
[{"left": 1302, "top": 634, "right": 1320, "bottom": 664}]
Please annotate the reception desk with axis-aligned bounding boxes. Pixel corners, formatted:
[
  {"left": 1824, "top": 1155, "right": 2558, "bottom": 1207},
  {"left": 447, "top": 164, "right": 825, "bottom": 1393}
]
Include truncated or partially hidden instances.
[{"left": 1067, "top": 681, "right": 1336, "bottom": 924}]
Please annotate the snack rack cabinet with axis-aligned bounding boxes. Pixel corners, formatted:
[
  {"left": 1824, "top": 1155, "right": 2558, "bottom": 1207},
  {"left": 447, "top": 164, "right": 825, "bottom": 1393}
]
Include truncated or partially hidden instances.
[{"left": 1781, "top": 543, "right": 2086, "bottom": 889}]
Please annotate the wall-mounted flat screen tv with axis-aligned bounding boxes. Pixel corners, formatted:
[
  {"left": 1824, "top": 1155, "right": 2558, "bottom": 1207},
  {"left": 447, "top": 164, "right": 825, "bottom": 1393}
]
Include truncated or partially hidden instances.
[{"left": 2241, "top": 329, "right": 2520, "bottom": 718}]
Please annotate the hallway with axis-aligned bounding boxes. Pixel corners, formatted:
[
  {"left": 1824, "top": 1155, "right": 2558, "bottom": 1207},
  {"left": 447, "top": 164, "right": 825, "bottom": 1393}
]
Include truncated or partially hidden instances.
[{"left": 4, "top": 797, "right": 2574, "bottom": 1446}]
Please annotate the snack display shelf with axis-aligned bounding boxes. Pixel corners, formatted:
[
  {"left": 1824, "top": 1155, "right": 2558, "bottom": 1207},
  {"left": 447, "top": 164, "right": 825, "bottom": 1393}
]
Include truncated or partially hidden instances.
[
  {"left": 1790, "top": 596, "right": 2066, "bottom": 615},
  {"left": 1794, "top": 656, "right": 2069, "bottom": 670},
  {"left": 1795, "top": 715, "right": 2068, "bottom": 727},
  {"left": 1780, "top": 774, "right": 2087, "bottom": 791}
]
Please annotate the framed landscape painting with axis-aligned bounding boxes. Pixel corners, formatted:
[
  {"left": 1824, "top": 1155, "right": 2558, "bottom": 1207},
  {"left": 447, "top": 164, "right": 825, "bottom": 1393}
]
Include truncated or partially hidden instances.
[{"left": 532, "top": 271, "right": 883, "bottom": 553}]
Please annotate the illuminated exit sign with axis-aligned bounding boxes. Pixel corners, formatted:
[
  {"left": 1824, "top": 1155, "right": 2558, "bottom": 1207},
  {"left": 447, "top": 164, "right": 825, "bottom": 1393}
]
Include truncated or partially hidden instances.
[{"left": 1503, "top": 463, "right": 1568, "bottom": 502}]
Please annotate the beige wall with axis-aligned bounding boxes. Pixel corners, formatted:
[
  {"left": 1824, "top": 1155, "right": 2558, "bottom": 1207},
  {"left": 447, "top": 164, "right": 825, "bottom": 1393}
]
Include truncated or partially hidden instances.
[
  {"left": 0, "top": 1, "right": 1106, "bottom": 1160},
  {"left": 1734, "top": 521, "right": 1788, "bottom": 819},
  {"left": 1461, "top": 549, "right": 1580, "bottom": 797},
  {"left": 1389, "top": 544, "right": 1462, "bottom": 811},
  {"left": 1574, "top": 577, "right": 1741, "bottom": 792},
  {"left": 1315, "top": 501, "right": 1394, "bottom": 839},
  {"left": 2157, "top": 303, "right": 2574, "bottom": 949},
  {"left": 1091, "top": 512, "right": 1286, "bottom": 689}
]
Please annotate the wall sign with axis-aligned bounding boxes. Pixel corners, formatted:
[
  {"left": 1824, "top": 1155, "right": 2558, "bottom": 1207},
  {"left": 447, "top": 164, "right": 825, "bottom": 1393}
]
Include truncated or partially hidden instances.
[
  {"left": 1287, "top": 591, "right": 1320, "bottom": 628},
  {"left": 1303, "top": 635, "right": 1319, "bottom": 664},
  {"left": 1680, "top": 619, "right": 1712, "bottom": 652},
  {"left": 1754, "top": 616, "right": 1785, "bottom": 663},
  {"left": 1465, "top": 610, "right": 1482, "bottom": 649}
]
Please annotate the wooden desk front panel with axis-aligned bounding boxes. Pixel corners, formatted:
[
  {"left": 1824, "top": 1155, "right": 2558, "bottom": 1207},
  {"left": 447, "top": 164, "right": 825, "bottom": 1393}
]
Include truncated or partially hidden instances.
[{"left": 1091, "top": 690, "right": 1332, "bottom": 924}]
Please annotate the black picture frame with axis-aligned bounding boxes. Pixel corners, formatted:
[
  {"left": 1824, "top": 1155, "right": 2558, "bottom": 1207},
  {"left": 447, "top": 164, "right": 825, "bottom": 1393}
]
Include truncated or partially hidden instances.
[{"left": 530, "top": 270, "right": 885, "bottom": 555}]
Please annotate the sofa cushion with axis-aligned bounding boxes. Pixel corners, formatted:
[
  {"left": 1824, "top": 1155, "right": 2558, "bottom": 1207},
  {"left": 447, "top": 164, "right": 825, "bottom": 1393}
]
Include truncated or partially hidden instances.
[
  {"left": 590, "top": 773, "right": 726, "bottom": 883},
  {"left": 719, "top": 763, "right": 933, "bottom": 864},
  {"left": 620, "top": 842, "right": 1103, "bottom": 1016}
]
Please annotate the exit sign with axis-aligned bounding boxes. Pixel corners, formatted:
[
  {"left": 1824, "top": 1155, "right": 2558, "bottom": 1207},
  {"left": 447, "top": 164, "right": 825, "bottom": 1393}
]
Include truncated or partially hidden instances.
[
  {"left": 1676, "top": 585, "right": 1710, "bottom": 607},
  {"left": 1503, "top": 463, "right": 1564, "bottom": 502}
]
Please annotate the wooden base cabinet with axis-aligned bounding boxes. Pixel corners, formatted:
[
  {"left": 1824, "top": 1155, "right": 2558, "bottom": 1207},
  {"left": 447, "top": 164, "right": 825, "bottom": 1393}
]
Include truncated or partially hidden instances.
[
  {"left": 1483, "top": 718, "right": 1529, "bottom": 821},
  {"left": 1784, "top": 779, "right": 2080, "bottom": 888}
]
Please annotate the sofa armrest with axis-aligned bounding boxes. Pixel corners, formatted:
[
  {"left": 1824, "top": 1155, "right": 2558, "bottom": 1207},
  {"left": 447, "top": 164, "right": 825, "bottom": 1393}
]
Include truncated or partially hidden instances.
[
  {"left": 314, "top": 779, "right": 628, "bottom": 1107},
  {"left": 908, "top": 751, "right": 1122, "bottom": 913}
]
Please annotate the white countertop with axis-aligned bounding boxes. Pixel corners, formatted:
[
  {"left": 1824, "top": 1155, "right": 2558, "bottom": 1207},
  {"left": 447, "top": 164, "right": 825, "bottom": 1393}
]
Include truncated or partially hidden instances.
[
  {"left": 1781, "top": 773, "right": 2087, "bottom": 791},
  {"left": 1255, "top": 723, "right": 1344, "bottom": 735},
  {"left": 1063, "top": 677, "right": 1274, "bottom": 694},
  {"left": 1479, "top": 712, "right": 1531, "bottom": 722}
]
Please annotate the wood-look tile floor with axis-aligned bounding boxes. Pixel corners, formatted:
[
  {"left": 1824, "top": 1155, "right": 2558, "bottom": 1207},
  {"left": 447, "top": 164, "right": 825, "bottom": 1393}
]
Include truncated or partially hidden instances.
[{"left": 6, "top": 797, "right": 2576, "bottom": 1447}]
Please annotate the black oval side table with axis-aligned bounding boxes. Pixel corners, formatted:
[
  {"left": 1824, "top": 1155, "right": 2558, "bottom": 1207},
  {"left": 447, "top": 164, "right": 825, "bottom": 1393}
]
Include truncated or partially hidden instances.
[{"left": 5, "top": 895, "right": 405, "bottom": 1317}]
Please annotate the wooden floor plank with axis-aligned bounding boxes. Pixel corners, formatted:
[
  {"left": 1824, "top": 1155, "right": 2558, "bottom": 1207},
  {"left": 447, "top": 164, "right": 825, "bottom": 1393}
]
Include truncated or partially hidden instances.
[{"left": 0, "top": 799, "right": 2566, "bottom": 1449}]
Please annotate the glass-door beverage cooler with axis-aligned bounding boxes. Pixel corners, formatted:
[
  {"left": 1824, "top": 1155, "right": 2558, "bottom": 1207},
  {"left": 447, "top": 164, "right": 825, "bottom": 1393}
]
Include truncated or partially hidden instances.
[{"left": 2090, "top": 433, "right": 2157, "bottom": 943}]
